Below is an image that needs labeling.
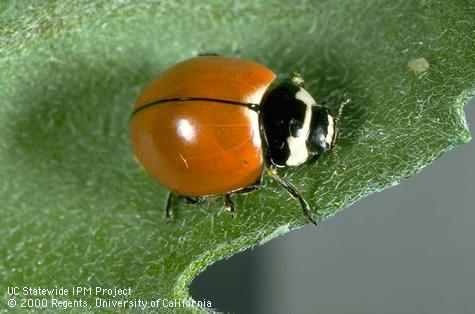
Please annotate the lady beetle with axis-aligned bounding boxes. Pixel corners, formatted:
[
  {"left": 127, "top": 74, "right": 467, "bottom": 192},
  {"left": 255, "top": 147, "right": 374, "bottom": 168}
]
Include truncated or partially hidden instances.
[{"left": 130, "top": 55, "right": 344, "bottom": 225}]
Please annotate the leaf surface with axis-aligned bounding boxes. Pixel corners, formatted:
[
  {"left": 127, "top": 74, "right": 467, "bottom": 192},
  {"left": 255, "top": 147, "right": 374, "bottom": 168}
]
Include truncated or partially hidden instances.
[{"left": 1, "top": 1, "right": 473, "bottom": 312}]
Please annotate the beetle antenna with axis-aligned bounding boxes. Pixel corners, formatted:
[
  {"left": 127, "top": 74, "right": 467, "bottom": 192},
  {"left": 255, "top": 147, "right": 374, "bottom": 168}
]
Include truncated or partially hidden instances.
[
  {"left": 331, "top": 97, "right": 350, "bottom": 169},
  {"left": 267, "top": 167, "right": 317, "bottom": 226},
  {"left": 334, "top": 97, "right": 349, "bottom": 128}
]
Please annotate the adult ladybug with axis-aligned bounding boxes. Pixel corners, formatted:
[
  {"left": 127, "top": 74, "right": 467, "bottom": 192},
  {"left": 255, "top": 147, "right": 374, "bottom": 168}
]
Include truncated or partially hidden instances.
[{"left": 130, "top": 55, "right": 345, "bottom": 225}]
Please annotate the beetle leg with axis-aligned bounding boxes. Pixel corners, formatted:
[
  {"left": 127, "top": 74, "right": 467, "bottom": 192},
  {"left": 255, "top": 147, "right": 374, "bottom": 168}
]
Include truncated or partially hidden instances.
[
  {"left": 182, "top": 196, "right": 206, "bottom": 205},
  {"left": 237, "top": 180, "right": 261, "bottom": 194},
  {"left": 164, "top": 191, "right": 174, "bottom": 222},
  {"left": 198, "top": 52, "right": 219, "bottom": 56},
  {"left": 223, "top": 194, "right": 235, "bottom": 218},
  {"left": 267, "top": 168, "right": 317, "bottom": 226}
]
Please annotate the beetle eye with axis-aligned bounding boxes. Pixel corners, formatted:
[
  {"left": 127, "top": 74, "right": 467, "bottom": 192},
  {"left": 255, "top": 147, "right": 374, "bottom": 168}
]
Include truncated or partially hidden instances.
[
  {"left": 307, "top": 107, "right": 332, "bottom": 155},
  {"left": 309, "top": 127, "right": 328, "bottom": 154}
]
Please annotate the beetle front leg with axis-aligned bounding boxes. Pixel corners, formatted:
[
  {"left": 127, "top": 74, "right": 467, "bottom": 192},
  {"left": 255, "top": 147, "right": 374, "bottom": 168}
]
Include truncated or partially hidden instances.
[{"left": 267, "top": 167, "right": 317, "bottom": 226}]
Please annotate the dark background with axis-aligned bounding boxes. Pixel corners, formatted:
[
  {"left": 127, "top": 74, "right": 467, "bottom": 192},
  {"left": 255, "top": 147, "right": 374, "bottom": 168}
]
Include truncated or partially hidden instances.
[{"left": 191, "top": 98, "right": 475, "bottom": 314}]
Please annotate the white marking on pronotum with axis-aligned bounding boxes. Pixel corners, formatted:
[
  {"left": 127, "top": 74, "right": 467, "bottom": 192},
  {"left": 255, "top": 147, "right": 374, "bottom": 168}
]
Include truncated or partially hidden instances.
[
  {"left": 325, "top": 115, "right": 334, "bottom": 146},
  {"left": 295, "top": 88, "right": 316, "bottom": 107},
  {"left": 285, "top": 89, "right": 316, "bottom": 166},
  {"left": 178, "top": 153, "right": 189, "bottom": 169}
]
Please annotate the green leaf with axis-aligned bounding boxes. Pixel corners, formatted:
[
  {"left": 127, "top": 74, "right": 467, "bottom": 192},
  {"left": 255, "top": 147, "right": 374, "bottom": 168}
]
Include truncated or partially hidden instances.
[{"left": 1, "top": 1, "right": 473, "bottom": 312}]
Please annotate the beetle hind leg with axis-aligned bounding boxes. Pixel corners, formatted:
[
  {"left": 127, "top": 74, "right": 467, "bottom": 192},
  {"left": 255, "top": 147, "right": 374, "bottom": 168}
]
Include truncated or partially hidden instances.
[
  {"left": 164, "top": 191, "right": 174, "bottom": 222},
  {"left": 164, "top": 193, "right": 208, "bottom": 222},
  {"left": 223, "top": 194, "right": 235, "bottom": 218},
  {"left": 198, "top": 52, "right": 219, "bottom": 57}
]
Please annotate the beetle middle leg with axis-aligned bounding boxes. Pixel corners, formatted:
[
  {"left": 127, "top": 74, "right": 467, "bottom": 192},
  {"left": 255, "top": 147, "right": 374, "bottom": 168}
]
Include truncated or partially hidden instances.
[
  {"left": 180, "top": 196, "right": 206, "bottom": 205},
  {"left": 223, "top": 194, "right": 235, "bottom": 218}
]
